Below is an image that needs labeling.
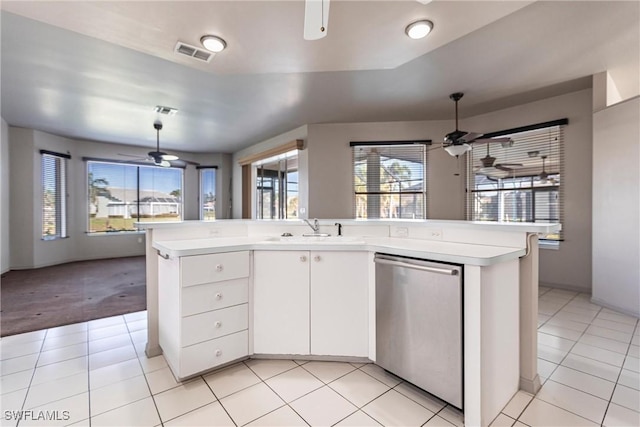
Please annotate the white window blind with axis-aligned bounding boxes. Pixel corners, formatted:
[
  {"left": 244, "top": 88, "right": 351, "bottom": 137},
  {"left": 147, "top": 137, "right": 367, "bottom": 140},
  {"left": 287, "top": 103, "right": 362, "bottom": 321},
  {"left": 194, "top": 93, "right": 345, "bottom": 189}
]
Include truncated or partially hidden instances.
[
  {"left": 41, "top": 151, "right": 69, "bottom": 239},
  {"left": 352, "top": 141, "right": 428, "bottom": 219},
  {"left": 198, "top": 166, "right": 217, "bottom": 220},
  {"left": 466, "top": 120, "right": 566, "bottom": 241}
]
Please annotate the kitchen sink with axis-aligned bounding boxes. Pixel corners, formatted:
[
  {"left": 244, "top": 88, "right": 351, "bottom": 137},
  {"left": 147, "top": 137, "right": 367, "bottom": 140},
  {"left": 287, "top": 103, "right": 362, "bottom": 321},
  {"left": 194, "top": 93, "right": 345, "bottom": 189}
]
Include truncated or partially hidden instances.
[{"left": 261, "top": 235, "right": 365, "bottom": 244}]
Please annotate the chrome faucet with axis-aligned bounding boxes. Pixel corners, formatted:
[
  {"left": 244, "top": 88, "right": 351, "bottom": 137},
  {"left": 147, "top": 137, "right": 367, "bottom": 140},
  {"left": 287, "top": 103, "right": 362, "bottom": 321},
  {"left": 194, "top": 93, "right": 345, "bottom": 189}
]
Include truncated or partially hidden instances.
[{"left": 304, "top": 218, "right": 320, "bottom": 233}]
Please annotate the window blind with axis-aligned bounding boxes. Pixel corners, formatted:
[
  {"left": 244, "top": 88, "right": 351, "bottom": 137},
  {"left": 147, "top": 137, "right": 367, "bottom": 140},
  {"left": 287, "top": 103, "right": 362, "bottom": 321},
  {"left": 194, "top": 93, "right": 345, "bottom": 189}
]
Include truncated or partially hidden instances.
[
  {"left": 351, "top": 141, "right": 428, "bottom": 219},
  {"left": 466, "top": 121, "right": 566, "bottom": 241},
  {"left": 199, "top": 167, "right": 217, "bottom": 220},
  {"left": 41, "top": 152, "right": 68, "bottom": 239}
]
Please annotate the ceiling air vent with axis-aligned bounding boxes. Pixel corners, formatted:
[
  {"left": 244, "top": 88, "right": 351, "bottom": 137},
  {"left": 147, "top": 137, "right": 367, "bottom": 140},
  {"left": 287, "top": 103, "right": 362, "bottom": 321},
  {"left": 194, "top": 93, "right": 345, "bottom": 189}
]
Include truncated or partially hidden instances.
[
  {"left": 154, "top": 105, "right": 178, "bottom": 116},
  {"left": 174, "top": 41, "right": 213, "bottom": 63}
]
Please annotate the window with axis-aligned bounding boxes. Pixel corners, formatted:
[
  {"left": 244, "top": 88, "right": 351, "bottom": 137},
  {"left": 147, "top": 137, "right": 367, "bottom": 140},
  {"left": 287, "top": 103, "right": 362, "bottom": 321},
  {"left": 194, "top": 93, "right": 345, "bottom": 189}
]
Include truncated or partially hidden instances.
[
  {"left": 199, "top": 167, "right": 217, "bottom": 220},
  {"left": 466, "top": 120, "right": 566, "bottom": 241},
  {"left": 255, "top": 151, "right": 298, "bottom": 219},
  {"left": 41, "top": 151, "right": 69, "bottom": 239},
  {"left": 352, "top": 142, "right": 428, "bottom": 219},
  {"left": 87, "top": 160, "right": 183, "bottom": 233}
]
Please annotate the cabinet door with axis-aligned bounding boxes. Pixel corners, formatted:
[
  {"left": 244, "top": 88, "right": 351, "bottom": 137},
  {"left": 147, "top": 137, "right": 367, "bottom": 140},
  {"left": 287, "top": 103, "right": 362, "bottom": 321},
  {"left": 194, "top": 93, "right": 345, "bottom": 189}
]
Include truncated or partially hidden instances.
[
  {"left": 310, "top": 251, "right": 369, "bottom": 357},
  {"left": 253, "top": 251, "right": 310, "bottom": 355}
]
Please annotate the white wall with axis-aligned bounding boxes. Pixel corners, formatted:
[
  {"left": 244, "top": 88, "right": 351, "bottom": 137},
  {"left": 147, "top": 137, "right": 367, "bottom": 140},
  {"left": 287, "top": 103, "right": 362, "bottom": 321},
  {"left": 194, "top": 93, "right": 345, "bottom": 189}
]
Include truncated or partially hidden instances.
[
  {"left": 1, "top": 118, "right": 10, "bottom": 273},
  {"left": 592, "top": 96, "right": 640, "bottom": 316},
  {"left": 306, "top": 121, "right": 464, "bottom": 219},
  {"left": 8, "top": 127, "right": 231, "bottom": 270}
]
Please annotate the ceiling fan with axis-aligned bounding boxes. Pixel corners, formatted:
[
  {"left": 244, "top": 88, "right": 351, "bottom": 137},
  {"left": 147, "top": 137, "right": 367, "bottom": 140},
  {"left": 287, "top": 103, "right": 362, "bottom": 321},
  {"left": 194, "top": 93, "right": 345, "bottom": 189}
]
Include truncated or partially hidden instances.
[
  {"left": 476, "top": 142, "right": 523, "bottom": 172},
  {"left": 443, "top": 92, "right": 512, "bottom": 157},
  {"left": 119, "top": 122, "right": 198, "bottom": 168}
]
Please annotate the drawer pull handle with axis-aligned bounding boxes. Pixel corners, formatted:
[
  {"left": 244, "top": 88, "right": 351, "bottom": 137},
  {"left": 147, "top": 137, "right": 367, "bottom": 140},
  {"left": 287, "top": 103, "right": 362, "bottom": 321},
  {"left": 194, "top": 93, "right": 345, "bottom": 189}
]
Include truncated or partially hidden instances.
[
  {"left": 300, "top": 256, "right": 307, "bottom": 262},
  {"left": 215, "top": 350, "right": 222, "bottom": 357},
  {"left": 215, "top": 293, "right": 223, "bottom": 300},
  {"left": 214, "top": 321, "right": 222, "bottom": 328},
  {"left": 314, "top": 255, "right": 321, "bottom": 262},
  {"left": 215, "top": 264, "right": 224, "bottom": 272}
]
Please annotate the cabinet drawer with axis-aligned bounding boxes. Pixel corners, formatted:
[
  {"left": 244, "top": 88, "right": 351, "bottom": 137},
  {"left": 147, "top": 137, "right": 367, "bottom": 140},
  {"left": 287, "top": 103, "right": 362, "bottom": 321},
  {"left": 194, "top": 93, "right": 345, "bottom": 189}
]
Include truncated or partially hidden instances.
[
  {"left": 182, "top": 304, "right": 248, "bottom": 347},
  {"left": 182, "top": 279, "right": 248, "bottom": 317},
  {"left": 181, "top": 251, "right": 249, "bottom": 287},
  {"left": 180, "top": 330, "right": 248, "bottom": 378}
]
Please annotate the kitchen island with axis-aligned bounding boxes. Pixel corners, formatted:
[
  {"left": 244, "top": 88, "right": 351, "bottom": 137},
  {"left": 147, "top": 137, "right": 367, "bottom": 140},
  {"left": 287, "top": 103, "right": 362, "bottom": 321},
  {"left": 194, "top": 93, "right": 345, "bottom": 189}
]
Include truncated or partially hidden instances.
[{"left": 137, "top": 219, "right": 559, "bottom": 427}]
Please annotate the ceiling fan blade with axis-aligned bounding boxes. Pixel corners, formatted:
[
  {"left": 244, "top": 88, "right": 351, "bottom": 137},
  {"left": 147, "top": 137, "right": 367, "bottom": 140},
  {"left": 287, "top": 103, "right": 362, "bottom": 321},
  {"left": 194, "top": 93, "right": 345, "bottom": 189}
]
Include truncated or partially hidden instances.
[
  {"left": 495, "top": 163, "right": 524, "bottom": 172},
  {"left": 459, "top": 132, "right": 483, "bottom": 143},
  {"left": 304, "top": 0, "right": 330, "bottom": 40}
]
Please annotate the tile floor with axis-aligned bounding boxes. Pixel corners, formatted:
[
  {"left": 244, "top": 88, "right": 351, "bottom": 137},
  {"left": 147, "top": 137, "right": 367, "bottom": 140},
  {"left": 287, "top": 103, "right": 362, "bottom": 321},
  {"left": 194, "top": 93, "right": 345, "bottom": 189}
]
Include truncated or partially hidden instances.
[{"left": 0, "top": 289, "right": 638, "bottom": 426}]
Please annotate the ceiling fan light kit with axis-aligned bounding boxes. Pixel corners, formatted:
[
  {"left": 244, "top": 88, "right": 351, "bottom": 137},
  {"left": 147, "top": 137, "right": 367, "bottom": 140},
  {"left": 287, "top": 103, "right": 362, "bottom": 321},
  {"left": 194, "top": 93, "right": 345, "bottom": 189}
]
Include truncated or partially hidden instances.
[
  {"left": 148, "top": 122, "right": 180, "bottom": 167},
  {"left": 200, "top": 35, "right": 227, "bottom": 53},
  {"left": 444, "top": 144, "right": 471, "bottom": 157},
  {"left": 405, "top": 20, "right": 434, "bottom": 39}
]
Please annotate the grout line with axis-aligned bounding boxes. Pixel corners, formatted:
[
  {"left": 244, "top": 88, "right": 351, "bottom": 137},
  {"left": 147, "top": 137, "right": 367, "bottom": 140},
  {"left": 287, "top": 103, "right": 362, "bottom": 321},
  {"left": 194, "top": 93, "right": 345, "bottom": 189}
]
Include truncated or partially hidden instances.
[{"left": 201, "top": 372, "right": 239, "bottom": 427}]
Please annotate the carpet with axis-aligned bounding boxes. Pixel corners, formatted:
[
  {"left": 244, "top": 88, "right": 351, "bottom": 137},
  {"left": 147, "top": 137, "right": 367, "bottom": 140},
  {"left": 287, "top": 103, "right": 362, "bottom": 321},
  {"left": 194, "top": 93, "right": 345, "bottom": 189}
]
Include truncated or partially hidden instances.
[{"left": 0, "top": 256, "right": 146, "bottom": 337}]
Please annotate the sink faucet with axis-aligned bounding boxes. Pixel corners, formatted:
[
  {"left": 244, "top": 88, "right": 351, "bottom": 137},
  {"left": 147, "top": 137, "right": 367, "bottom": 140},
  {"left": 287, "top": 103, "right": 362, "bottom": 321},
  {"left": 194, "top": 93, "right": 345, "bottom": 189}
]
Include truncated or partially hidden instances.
[{"left": 304, "top": 218, "right": 320, "bottom": 233}]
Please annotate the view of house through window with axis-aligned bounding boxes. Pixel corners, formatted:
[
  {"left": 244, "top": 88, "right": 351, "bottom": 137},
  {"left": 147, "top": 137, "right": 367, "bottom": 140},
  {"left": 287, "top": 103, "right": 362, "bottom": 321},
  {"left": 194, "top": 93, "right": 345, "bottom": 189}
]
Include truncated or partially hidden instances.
[
  {"left": 255, "top": 150, "right": 298, "bottom": 219},
  {"left": 466, "top": 123, "right": 565, "bottom": 241},
  {"left": 87, "top": 161, "right": 183, "bottom": 233},
  {"left": 42, "top": 152, "right": 69, "bottom": 239},
  {"left": 199, "top": 167, "right": 217, "bottom": 220},
  {"left": 352, "top": 142, "right": 427, "bottom": 219}
]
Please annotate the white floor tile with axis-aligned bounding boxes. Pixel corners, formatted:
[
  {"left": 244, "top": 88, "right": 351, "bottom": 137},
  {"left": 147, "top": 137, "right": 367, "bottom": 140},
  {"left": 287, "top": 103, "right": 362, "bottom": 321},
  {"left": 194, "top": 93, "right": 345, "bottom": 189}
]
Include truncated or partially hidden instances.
[
  {"left": 44, "top": 322, "right": 87, "bottom": 338},
  {"left": 0, "top": 370, "right": 32, "bottom": 395},
  {"left": 560, "top": 304, "right": 601, "bottom": 317},
  {"left": 633, "top": 335, "right": 640, "bottom": 346},
  {"left": 246, "top": 405, "right": 307, "bottom": 426},
  {"left": 537, "top": 332, "right": 575, "bottom": 352},
  {"left": 519, "top": 398, "right": 598, "bottom": 426},
  {"left": 290, "top": 386, "right": 357, "bottom": 426},
  {"left": 126, "top": 319, "right": 148, "bottom": 333},
  {"left": 611, "top": 384, "right": 640, "bottom": 412},
  {"left": 88, "top": 324, "right": 130, "bottom": 342},
  {"left": 31, "top": 356, "right": 87, "bottom": 385},
  {"left": 329, "top": 369, "right": 389, "bottom": 407},
  {"left": 41, "top": 331, "right": 87, "bottom": 351},
  {"left": 19, "top": 392, "right": 89, "bottom": 427},
  {"left": 537, "top": 343, "right": 569, "bottom": 364},
  {"left": 23, "top": 372, "right": 88, "bottom": 409},
  {"left": 537, "top": 358, "right": 558, "bottom": 379},
  {"left": 552, "top": 310, "right": 597, "bottom": 325},
  {"left": 579, "top": 333, "right": 630, "bottom": 355},
  {"left": 561, "top": 353, "right": 621, "bottom": 382},
  {"left": 360, "top": 363, "right": 402, "bottom": 387},
  {"left": 301, "top": 361, "right": 356, "bottom": 383},
  {"left": 0, "top": 341, "right": 43, "bottom": 361},
  {"left": 490, "top": 413, "right": 516, "bottom": 427},
  {"left": 88, "top": 315, "right": 125, "bottom": 330},
  {"left": 536, "top": 380, "right": 608, "bottom": 423},
  {"left": 591, "top": 318, "right": 636, "bottom": 334},
  {"left": 335, "top": 410, "right": 382, "bottom": 426},
  {"left": 37, "top": 343, "right": 88, "bottom": 367},
  {"left": 88, "top": 334, "right": 133, "bottom": 354},
  {"left": 90, "top": 375, "right": 150, "bottom": 416},
  {"left": 596, "top": 311, "right": 638, "bottom": 326},
  {"left": 124, "top": 311, "right": 147, "bottom": 322},
  {"left": 89, "top": 358, "right": 144, "bottom": 390},
  {"left": 603, "top": 403, "right": 640, "bottom": 427},
  {"left": 501, "top": 390, "right": 533, "bottom": 420},
  {"left": 424, "top": 415, "right": 456, "bottom": 426},
  {"left": 394, "top": 381, "right": 447, "bottom": 414},
  {"left": 618, "top": 369, "right": 640, "bottom": 391},
  {"left": 571, "top": 342, "right": 626, "bottom": 367},
  {"left": 362, "top": 390, "right": 434, "bottom": 427},
  {"left": 434, "top": 406, "right": 464, "bottom": 427},
  {"left": 164, "top": 401, "right": 233, "bottom": 427},
  {"left": 1, "top": 353, "right": 38, "bottom": 377},
  {"left": 265, "top": 366, "right": 324, "bottom": 403},
  {"left": 89, "top": 396, "right": 160, "bottom": 427},
  {"left": 245, "top": 359, "right": 298, "bottom": 380},
  {"left": 153, "top": 377, "right": 216, "bottom": 422},
  {"left": 89, "top": 344, "right": 137, "bottom": 370},
  {"left": 586, "top": 325, "right": 633, "bottom": 343},
  {"left": 0, "top": 388, "right": 28, "bottom": 416},
  {"left": 538, "top": 324, "right": 583, "bottom": 341},
  {"left": 219, "top": 382, "right": 284, "bottom": 426},
  {"left": 629, "top": 345, "right": 640, "bottom": 358},
  {"left": 0, "top": 331, "right": 46, "bottom": 346},
  {"left": 203, "top": 362, "right": 261, "bottom": 399},
  {"left": 623, "top": 355, "right": 640, "bottom": 373},
  {"left": 137, "top": 354, "right": 168, "bottom": 374},
  {"left": 145, "top": 366, "right": 181, "bottom": 395},
  {"left": 546, "top": 317, "right": 589, "bottom": 333},
  {"left": 549, "top": 365, "right": 615, "bottom": 400},
  {"left": 512, "top": 422, "right": 528, "bottom": 427},
  {"left": 129, "top": 330, "right": 148, "bottom": 345}
]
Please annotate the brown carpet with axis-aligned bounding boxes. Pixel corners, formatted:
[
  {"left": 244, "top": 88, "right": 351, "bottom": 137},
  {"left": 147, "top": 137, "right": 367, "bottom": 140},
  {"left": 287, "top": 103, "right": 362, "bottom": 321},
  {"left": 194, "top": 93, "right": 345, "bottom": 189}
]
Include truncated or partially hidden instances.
[{"left": 1, "top": 256, "right": 146, "bottom": 337}]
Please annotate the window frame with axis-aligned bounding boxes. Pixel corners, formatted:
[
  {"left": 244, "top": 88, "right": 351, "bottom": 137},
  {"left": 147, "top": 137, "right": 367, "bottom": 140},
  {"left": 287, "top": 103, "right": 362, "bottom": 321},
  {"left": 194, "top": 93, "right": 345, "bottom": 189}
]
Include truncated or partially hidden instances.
[
  {"left": 41, "top": 150, "right": 70, "bottom": 240},
  {"left": 197, "top": 166, "right": 218, "bottom": 221}
]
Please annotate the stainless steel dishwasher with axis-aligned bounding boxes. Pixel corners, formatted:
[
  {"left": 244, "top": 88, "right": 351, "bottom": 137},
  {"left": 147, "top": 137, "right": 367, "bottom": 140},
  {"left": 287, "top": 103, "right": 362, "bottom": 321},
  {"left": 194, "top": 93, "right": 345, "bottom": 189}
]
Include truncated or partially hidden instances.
[{"left": 374, "top": 253, "right": 463, "bottom": 409}]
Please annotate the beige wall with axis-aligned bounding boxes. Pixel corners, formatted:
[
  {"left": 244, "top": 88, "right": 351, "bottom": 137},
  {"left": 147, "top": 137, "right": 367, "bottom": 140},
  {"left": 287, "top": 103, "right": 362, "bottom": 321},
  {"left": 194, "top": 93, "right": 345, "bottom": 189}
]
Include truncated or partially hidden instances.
[
  {"left": 465, "top": 89, "right": 594, "bottom": 291},
  {"left": 1, "top": 118, "right": 10, "bottom": 273},
  {"left": 306, "top": 121, "right": 464, "bottom": 219},
  {"left": 8, "top": 127, "right": 230, "bottom": 270}
]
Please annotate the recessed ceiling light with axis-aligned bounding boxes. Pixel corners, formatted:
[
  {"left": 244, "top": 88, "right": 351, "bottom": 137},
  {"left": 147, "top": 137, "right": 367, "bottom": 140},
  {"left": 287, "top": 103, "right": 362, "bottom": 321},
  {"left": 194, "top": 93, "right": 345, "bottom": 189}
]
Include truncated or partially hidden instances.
[
  {"left": 405, "top": 20, "right": 433, "bottom": 40},
  {"left": 200, "top": 35, "right": 227, "bottom": 53}
]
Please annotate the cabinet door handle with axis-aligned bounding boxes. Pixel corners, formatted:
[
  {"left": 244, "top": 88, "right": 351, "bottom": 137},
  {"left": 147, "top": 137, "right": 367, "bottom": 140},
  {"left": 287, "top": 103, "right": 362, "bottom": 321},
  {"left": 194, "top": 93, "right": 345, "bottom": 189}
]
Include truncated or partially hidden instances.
[
  {"left": 215, "top": 349, "right": 222, "bottom": 357},
  {"left": 314, "top": 255, "right": 321, "bottom": 262},
  {"left": 215, "top": 293, "right": 223, "bottom": 301},
  {"left": 300, "top": 256, "right": 307, "bottom": 262},
  {"left": 215, "top": 264, "right": 224, "bottom": 272},
  {"left": 214, "top": 321, "right": 222, "bottom": 328}
]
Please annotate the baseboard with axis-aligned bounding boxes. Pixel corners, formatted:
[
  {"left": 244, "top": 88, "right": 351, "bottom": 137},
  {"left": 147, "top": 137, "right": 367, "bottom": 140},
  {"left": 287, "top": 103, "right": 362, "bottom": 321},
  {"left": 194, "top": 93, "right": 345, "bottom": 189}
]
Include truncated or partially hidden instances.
[
  {"left": 539, "top": 281, "right": 591, "bottom": 293},
  {"left": 590, "top": 297, "right": 640, "bottom": 318},
  {"left": 8, "top": 253, "right": 145, "bottom": 271},
  {"left": 520, "top": 374, "right": 541, "bottom": 395}
]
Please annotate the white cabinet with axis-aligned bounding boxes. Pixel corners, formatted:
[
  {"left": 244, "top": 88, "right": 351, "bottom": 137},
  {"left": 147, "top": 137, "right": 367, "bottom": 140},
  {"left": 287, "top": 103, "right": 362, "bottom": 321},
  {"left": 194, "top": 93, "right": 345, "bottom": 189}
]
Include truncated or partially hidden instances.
[
  {"left": 253, "top": 250, "right": 368, "bottom": 358},
  {"left": 158, "top": 251, "right": 250, "bottom": 380},
  {"left": 253, "top": 251, "right": 310, "bottom": 355}
]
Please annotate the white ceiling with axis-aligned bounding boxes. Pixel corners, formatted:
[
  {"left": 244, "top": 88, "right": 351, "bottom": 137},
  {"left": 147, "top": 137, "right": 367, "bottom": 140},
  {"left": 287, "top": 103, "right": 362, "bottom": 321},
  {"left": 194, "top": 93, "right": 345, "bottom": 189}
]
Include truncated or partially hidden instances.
[{"left": 1, "top": 1, "right": 638, "bottom": 153}]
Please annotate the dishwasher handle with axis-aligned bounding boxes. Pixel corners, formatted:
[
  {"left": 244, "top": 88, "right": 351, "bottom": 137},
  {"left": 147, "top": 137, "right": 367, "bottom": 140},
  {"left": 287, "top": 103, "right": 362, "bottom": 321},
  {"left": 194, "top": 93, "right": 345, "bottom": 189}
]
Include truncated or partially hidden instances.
[{"left": 374, "top": 256, "right": 459, "bottom": 276}]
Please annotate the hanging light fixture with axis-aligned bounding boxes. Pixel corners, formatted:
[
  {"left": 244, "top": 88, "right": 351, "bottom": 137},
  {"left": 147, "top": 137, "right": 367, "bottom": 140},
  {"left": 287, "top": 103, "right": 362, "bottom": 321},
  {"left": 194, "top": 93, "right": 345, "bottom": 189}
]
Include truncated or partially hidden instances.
[{"left": 444, "top": 143, "right": 471, "bottom": 157}]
